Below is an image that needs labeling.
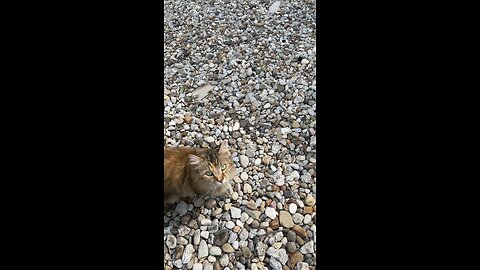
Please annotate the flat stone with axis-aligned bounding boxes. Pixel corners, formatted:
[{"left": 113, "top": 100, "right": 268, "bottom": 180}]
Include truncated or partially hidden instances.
[
  {"left": 214, "top": 229, "right": 229, "bottom": 246},
  {"left": 209, "top": 246, "right": 222, "bottom": 256},
  {"left": 193, "top": 84, "right": 213, "bottom": 100},
  {"left": 244, "top": 209, "right": 261, "bottom": 220},
  {"left": 279, "top": 211, "right": 295, "bottom": 228},
  {"left": 174, "top": 201, "right": 188, "bottom": 216},
  {"left": 286, "top": 242, "right": 297, "bottom": 253},
  {"left": 292, "top": 225, "right": 308, "bottom": 239},
  {"left": 182, "top": 244, "right": 195, "bottom": 264},
  {"left": 193, "top": 229, "right": 201, "bottom": 245},
  {"left": 198, "top": 240, "right": 209, "bottom": 258},
  {"left": 221, "top": 243, "right": 235, "bottom": 253},
  {"left": 241, "top": 246, "right": 252, "bottom": 258}
]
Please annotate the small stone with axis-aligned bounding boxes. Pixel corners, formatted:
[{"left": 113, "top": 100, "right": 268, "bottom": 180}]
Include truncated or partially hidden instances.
[
  {"left": 182, "top": 244, "right": 195, "bottom": 264},
  {"left": 268, "top": 247, "right": 288, "bottom": 264},
  {"left": 225, "top": 221, "right": 235, "bottom": 229},
  {"left": 221, "top": 243, "right": 235, "bottom": 253},
  {"left": 262, "top": 155, "right": 271, "bottom": 165},
  {"left": 210, "top": 246, "right": 222, "bottom": 256},
  {"left": 224, "top": 203, "right": 232, "bottom": 211},
  {"left": 219, "top": 254, "right": 229, "bottom": 267},
  {"left": 198, "top": 240, "right": 209, "bottom": 258},
  {"left": 296, "top": 262, "right": 309, "bottom": 270},
  {"left": 292, "top": 225, "right": 308, "bottom": 239},
  {"left": 175, "top": 201, "right": 188, "bottom": 216},
  {"left": 289, "top": 204, "right": 297, "bottom": 214},
  {"left": 303, "top": 206, "right": 314, "bottom": 214},
  {"left": 265, "top": 207, "right": 277, "bottom": 219},
  {"left": 300, "top": 241, "right": 315, "bottom": 254},
  {"left": 205, "top": 136, "right": 215, "bottom": 143},
  {"left": 177, "top": 236, "right": 188, "bottom": 245},
  {"left": 201, "top": 231, "right": 209, "bottom": 239},
  {"left": 240, "top": 172, "right": 248, "bottom": 181},
  {"left": 241, "top": 246, "right": 252, "bottom": 258},
  {"left": 244, "top": 183, "right": 252, "bottom": 193},
  {"left": 246, "top": 201, "right": 257, "bottom": 210},
  {"left": 214, "top": 229, "right": 229, "bottom": 246},
  {"left": 174, "top": 244, "right": 184, "bottom": 259},
  {"left": 286, "top": 230, "right": 296, "bottom": 242},
  {"left": 292, "top": 213, "right": 304, "bottom": 224},
  {"left": 256, "top": 242, "right": 268, "bottom": 257},
  {"left": 268, "top": 257, "right": 283, "bottom": 270},
  {"left": 239, "top": 155, "right": 249, "bottom": 168},
  {"left": 193, "top": 263, "right": 203, "bottom": 270},
  {"left": 288, "top": 251, "right": 304, "bottom": 268},
  {"left": 240, "top": 212, "right": 249, "bottom": 222},
  {"left": 303, "top": 215, "right": 312, "bottom": 224},
  {"left": 305, "top": 194, "right": 315, "bottom": 206},
  {"left": 286, "top": 242, "right": 296, "bottom": 253},
  {"left": 279, "top": 211, "right": 295, "bottom": 228},
  {"left": 244, "top": 209, "right": 261, "bottom": 219},
  {"left": 205, "top": 199, "right": 216, "bottom": 209},
  {"left": 201, "top": 219, "right": 212, "bottom": 226},
  {"left": 269, "top": 217, "right": 280, "bottom": 230},
  {"left": 230, "top": 207, "right": 241, "bottom": 218},
  {"left": 296, "top": 236, "right": 305, "bottom": 246},
  {"left": 184, "top": 114, "right": 193, "bottom": 124},
  {"left": 166, "top": 235, "right": 176, "bottom": 249},
  {"left": 193, "top": 230, "right": 201, "bottom": 245}
]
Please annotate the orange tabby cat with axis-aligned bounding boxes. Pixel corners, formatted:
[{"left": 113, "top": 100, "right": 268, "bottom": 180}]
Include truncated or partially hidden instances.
[{"left": 164, "top": 140, "right": 236, "bottom": 207}]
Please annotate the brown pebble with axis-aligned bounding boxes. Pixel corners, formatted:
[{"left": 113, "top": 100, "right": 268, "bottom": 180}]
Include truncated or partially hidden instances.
[
  {"left": 303, "top": 206, "right": 314, "bottom": 214},
  {"left": 269, "top": 217, "right": 280, "bottom": 230},
  {"left": 184, "top": 114, "right": 193, "bottom": 124},
  {"left": 296, "top": 236, "right": 305, "bottom": 246},
  {"left": 214, "top": 262, "right": 221, "bottom": 270},
  {"left": 272, "top": 185, "right": 280, "bottom": 192},
  {"left": 262, "top": 155, "right": 271, "bottom": 165},
  {"left": 266, "top": 199, "right": 272, "bottom": 207},
  {"left": 288, "top": 251, "right": 304, "bottom": 268},
  {"left": 292, "top": 225, "right": 308, "bottom": 239}
]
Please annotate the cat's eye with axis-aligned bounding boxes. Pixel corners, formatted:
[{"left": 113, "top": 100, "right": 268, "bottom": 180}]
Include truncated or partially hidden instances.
[
  {"left": 221, "top": 164, "right": 227, "bottom": 171},
  {"left": 205, "top": 171, "right": 213, "bottom": 176}
]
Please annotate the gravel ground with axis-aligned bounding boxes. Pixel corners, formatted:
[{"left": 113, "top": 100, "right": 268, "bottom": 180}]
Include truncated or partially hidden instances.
[{"left": 164, "top": 1, "right": 316, "bottom": 269}]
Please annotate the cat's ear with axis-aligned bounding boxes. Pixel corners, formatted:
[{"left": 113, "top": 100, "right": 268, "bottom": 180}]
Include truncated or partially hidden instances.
[
  {"left": 188, "top": 154, "right": 203, "bottom": 165},
  {"left": 218, "top": 140, "right": 230, "bottom": 154}
]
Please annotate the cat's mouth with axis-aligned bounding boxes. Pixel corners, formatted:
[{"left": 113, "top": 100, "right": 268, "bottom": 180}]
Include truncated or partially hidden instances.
[{"left": 215, "top": 178, "right": 228, "bottom": 185}]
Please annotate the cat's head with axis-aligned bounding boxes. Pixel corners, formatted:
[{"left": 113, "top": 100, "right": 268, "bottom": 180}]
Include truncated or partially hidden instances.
[{"left": 188, "top": 140, "right": 236, "bottom": 184}]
